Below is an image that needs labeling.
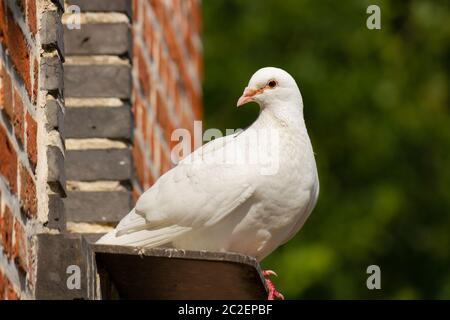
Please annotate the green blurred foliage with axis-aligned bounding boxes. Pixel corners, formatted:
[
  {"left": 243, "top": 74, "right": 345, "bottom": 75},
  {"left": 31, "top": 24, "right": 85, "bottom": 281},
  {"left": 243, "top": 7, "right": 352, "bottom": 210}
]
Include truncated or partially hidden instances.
[{"left": 202, "top": 0, "right": 450, "bottom": 299}]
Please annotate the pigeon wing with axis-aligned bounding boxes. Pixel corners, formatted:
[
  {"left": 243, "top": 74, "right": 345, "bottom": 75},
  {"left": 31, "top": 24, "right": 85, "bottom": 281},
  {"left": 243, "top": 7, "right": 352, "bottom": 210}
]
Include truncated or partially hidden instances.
[
  {"left": 135, "top": 133, "right": 255, "bottom": 229},
  {"left": 101, "top": 134, "right": 256, "bottom": 247}
]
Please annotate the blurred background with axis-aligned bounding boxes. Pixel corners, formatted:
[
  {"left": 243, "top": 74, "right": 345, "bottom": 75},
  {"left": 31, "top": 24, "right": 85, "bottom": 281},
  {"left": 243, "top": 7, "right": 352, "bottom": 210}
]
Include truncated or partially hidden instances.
[{"left": 201, "top": 0, "right": 450, "bottom": 299}]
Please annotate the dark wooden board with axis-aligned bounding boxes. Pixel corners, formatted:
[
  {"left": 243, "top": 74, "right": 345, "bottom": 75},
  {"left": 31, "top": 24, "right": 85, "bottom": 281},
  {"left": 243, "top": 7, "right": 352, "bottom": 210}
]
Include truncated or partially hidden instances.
[{"left": 90, "top": 245, "right": 268, "bottom": 300}]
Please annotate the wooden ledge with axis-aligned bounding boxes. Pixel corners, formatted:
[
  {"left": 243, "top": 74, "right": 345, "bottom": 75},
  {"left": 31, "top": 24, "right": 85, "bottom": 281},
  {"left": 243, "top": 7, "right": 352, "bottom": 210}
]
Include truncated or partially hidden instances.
[
  {"left": 89, "top": 244, "right": 268, "bottom": 300},
  {"left": 34, "top": 234, "right": 267, "bottom": 299}
]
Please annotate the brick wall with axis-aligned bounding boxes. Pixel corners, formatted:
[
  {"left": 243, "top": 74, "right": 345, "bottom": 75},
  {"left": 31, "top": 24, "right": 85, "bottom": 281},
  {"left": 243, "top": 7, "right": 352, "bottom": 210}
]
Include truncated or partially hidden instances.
[
  {"left": 0, "top": 0, "right": 202, "bottom": 299},
  {"left": 0, "top": 0, "right": 65, "bottom": 299},
  {"left": 63, "top": 0, "right": 202, "bottom": 231},
  {"left": 131, "top": 0, "right": 202, "bottom": 197}
]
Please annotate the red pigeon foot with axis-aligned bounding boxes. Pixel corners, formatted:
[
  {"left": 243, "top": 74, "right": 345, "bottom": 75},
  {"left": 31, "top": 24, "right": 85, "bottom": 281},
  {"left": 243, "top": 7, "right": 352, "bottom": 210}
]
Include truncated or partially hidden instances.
[{"left": 263, "top": 270, "right": 285, "bottom": 300}]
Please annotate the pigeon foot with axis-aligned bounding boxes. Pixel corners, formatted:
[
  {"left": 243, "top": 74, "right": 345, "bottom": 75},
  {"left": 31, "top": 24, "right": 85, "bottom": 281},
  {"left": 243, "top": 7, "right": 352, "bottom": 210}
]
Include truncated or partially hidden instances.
[{"left": 262, "top": 270, "right": 285, "bottom": 300}]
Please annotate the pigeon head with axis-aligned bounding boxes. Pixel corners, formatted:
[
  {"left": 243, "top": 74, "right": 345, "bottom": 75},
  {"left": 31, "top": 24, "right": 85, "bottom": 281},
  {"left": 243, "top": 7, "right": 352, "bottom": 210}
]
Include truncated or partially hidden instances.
[{"left": 237, "top": 67, "right": 302, "bottom": 108}]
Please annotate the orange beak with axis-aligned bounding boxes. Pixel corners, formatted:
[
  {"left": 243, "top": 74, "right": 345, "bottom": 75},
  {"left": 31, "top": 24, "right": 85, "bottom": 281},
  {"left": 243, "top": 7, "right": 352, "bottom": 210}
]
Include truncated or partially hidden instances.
[{"left": 237, "top": 87, "right": 257, "bottom": 107}]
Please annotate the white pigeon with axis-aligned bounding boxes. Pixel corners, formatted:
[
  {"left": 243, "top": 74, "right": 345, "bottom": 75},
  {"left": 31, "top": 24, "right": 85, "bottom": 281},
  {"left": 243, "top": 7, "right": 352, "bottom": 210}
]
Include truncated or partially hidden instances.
[{"left": 97, "top": 67, "right": 319, "bottom": 265}]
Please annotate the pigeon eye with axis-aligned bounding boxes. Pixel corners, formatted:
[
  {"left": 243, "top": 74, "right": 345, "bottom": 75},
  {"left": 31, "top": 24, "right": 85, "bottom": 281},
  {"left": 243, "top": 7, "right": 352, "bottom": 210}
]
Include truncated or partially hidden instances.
[{"left": 268, "top": 80, "right": 277, "bottom": 88}]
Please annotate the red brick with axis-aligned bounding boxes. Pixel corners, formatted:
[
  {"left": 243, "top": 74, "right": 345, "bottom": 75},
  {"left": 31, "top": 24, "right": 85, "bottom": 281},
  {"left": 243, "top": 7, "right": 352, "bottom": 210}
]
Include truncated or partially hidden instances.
[
  {"left": 25, "top": 112, "right": 37, "bottom": 170},
  {"left": 0, "top": 270, "right": 19, "bottom": 300},
  {"left": 145, "top": 170, "right": 154, "bottom": 189},
  {"left": 0, "top": 270, "right": 5, "bottom": 300},
  {"left": 173, "top": 82, "right": 181, "bottom": 116},
  {"left": 165, "top": 122, "right": 174, "bottom": 149},
  {"left": 132, "top": 0, "right": 139, "bottom": 22},
  {"left": 13, "top": 89, "right": 24, "bottom": 145},
  {"left": 184, "top": 30, "right": 195, "bottom": 60},
  {"left": 155, "top": 91, "right": 174, "bottom": 144},
  {"left": 4, "top": 7, "right": 31, "bottom": 97},
  {"left": 132, "top": 39, "right": 140, "bottom": 64},
  {"left": 190, "top": 39, "right": 202, "bottom": 80},
  {"left": 132, "top": 92, "right": 142, "bottom": 129},
  {"left": 159, "top": 52, "right": 167, "bottom": 86},
  {"left": 160, "top": 145, "right": 171, "bottom": 175},
  {"left": 182, "top": 111, "right": 193, "bottom": 132},
  {"left": 150, "top": 0, "right": 163, "bottom": 25},
  {"left": 160, "top": 6, "right": 169, "bottom": 40},
  {"left": 0, "top": 204, "right": 13, "bottom": 258},
  {"left": 0, "top": 63, "right": 3, "bottom": 105},
  {"left": 141, "top": 104, "right": 148, "bottom": 139},
  {"left": 188, "top": 87, "right": 202, "bottom": 120},
  {"left": 167, "top": 71, "right": 174, "bottom": 100},
  {"left": 165, "top": 28, "right": 178, "bottom": 63},
  {"left": 0, "top": 67, "right": 13, "bottom": 120},
  {"left": 131, "top": 186, "right": 140, "bottom": 203},
  {"left": 32, "top": 57, "right": 38, "bottom": 104},
  {"left": 145, "top": 123, "right": 153, "bottom": 161},
  {"left": 155, "top": 91, "right": 164, "bottom": 124},
  {"left": 132, "top": 144, "right": 145, "bottom": 189},
  {"left": 13, "top": 219, "right": 28, "bottom": 273},
  {"left": 0, "top": 126, "right": 18, "bottom": 194},
  {"left": 19, "top": 165, "right": 36, "bottom": 218},
  {"left": 190, "top": 0, "right": 201, "bottom": 34},
  {"left": 158, "top": 44, "right": 163, "bottom": 72},
  {"left": 5, "top": 282, "right": 19, "bottom": 299},
  {"left": 0, "top": 1, "right": 6, "bottom": 45},
  {"left": 26, "top": 0, "right": 37, "bottom": 35},
  {"left": 143, "top": 11, "right": 153, "bottom": 56},
  {"left": 137, "top": 49, "right": 150, "bottom": 97}
]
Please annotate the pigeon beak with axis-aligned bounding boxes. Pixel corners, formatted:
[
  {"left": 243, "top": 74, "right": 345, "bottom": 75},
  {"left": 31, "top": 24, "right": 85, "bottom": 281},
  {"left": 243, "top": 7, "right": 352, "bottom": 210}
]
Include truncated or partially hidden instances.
[{"left": 237, "top": 87, "right": 257, "bottom": 107}]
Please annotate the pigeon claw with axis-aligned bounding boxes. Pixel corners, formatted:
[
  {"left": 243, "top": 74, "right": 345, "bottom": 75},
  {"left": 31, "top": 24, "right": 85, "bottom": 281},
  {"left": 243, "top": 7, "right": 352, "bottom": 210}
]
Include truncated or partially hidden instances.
[
  {"left": 263, "top": 270, "right": 278, "bottom": 277},
  {"left": 262, "top": 269, "right": 284, "bottom": 300}
]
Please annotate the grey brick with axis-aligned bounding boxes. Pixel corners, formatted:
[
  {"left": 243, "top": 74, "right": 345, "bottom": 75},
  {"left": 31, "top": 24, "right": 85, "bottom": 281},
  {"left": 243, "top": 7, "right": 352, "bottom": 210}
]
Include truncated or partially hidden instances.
[
  {"left": 64, "top": 23, "right": 129, "bottom": 56},
  {"left": 47, "top": 146, "right": 65, "bottom": 185},
  {"left": 40, "top": 10, "right": 65, "bottom": 57},
  {"left": 48, "top": 192, "right": 66, "bottom": 231},
  {"left": 45, "top": 99, "right": 64, "bottom": 133},
  {"left": 66, "top": 0, "right": 131, "bottom": 14},
  {"left": 41, "top": 57, "right": 63, "bottom": 91},
  {"left": 65, "top": 106, "right": 132, "bottom": 139},
  {"left": 66, "top": 148, "right": 131, "bottom": 181},
  {"left": 64, "top": 64, "right": 131, "bottom": 98},
  {"left": 65, "top": 191, "right": 132, "bottom": 223},
  {"left": 35, "top": 234, "right": 87, "bottom": 300}
]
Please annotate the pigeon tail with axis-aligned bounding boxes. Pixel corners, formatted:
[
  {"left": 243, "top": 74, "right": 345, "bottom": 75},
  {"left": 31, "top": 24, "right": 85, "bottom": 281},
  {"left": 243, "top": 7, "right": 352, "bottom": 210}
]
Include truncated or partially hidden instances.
[
  {"left": 96, "top": 225, "right": 191, "bottom": 247},
  {"left": 96, "top": 209, "right": 191, "bottom": 247}
]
